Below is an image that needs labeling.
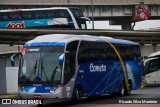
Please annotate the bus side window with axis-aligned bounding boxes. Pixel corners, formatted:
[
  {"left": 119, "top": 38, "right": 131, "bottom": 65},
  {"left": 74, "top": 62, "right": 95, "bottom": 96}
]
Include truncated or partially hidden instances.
[
  {"left": 78, "top": 41, "right": 117, "bottom": 64},
  {"left": 23, "top": 12, "right": 33, "bottom": 20},
  {"left": 69, "top": 8, "right": 84, "bottom": 18},
  {"left": 10, "top": 13, "right": 22, "bottom": 20},
  {"left": 78, "top": 42, "right": 89, "bottom": 64},
  {"left": 0, "top": 14, "right": 1, "bottom": 21},
  {"left": 125, "top": 45, "right": 141, "bottom": 61},
  {"left": 47, "top": 10, "right": 58, "bottom": 18},
  {"left": 58, "top": 10, "right": 71, "bottom": 18},
  {"left": 70, "top": 9, "right": 80, "bottom": 18},
  {"left": 2, "top": 13, "right": 9, "bottom": 21},
  {"left": 150, "top": 60, "right": 159, "bottom": 71},
  {"left": 35, "top": 11, "right": 46, "bottom": 19}
]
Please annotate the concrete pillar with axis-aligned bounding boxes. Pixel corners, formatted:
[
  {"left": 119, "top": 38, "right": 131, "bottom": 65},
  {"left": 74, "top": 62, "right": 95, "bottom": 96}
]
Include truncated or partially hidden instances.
[
  {"left": 152, "top": 44, "right": 157, "bottom": 52},
  {"left": 122, "top": 21, "right": 132, "bottom": 30},
  {"left": 0, "top": 57, "right": 7, "bottom": 94},
  {"left": 140, "top": 44, "right": 145, "bottom": 60},
  {"left": 109, "top": 20, "right": 132, "bottom": 30},
  {"left": 109, "top": 20, "right": 121, "bottom": 25}
]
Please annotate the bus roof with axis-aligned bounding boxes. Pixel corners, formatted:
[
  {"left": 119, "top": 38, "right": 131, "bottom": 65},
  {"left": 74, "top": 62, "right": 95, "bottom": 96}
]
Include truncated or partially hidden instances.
[
  {"left": 148, "top": 51, "right": 160, "bottom": 58},
  {"left": 25, "top": 34, "right": 139, "bottom": 46},
  {"left": 143, "top": 57, "right": 159, "bottom": 66},
  {"left": 0, "top": 7, "right": 72, "bottom": 13}
]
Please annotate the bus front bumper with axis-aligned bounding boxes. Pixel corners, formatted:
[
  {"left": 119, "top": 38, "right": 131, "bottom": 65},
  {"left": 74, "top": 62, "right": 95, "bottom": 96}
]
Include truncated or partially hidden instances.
[
  {"left": 18, "top": 87, "right": 65, "bottom": 99},
  {"left": 19, "top": 92, "right": 61, "bottom": 99}
]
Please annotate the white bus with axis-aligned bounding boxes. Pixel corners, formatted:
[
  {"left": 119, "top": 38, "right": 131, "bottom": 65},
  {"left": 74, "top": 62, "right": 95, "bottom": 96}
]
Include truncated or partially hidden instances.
[
  {"left": 0, "top": 7, "right": 89, "bottom": 29},
  {"left": 143, "top": 51, "right": 160, "bottom": 85}
]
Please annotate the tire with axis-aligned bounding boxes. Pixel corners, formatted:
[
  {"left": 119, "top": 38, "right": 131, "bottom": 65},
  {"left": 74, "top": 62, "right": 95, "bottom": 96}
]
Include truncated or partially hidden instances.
[
  {"left": 113, "top": 81, "right": 132, "bottom": 97},
  {"left": 75, "top": 87, "right": 83, "bottom": 99},
  {"left": 117, "top": 81, "right": 126, "bottom": 97},
  {"left": 120, "top": 82, "right": 126, "bottom": 96},
  {"left": 126, "top": 81, "right": 132, "bottom": 96},
  {"left": 121, "top": 81, "right": 132, "bottom": 96},
  {"left": 71, "top": 86, "right": 83, "bottom": 104}
]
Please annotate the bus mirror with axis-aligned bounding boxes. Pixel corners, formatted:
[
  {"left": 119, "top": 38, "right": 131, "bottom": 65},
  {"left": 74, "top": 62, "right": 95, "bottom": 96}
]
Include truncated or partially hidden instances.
[
  {"left": 65, "top": 51, "right": 70, "bottom": 54},
  {"left": 10, "top": 53, "right": 21, "bottom": 67},
  {"left": 59, "top": 54, "right": 65, "bottom": 65},
  {"left": 81, "top": 17, "right": 90, "bottom": 23},
  {"left": 58, "top": 51, "right": 70, "bottom": 65},
  {"left": 10, "top": 56, "right": 15, "bottom": 67}
]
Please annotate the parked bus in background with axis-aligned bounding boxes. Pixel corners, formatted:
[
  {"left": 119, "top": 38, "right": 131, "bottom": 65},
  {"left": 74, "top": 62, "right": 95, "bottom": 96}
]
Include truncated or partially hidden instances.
[
  {"left": 0, "top": 7, "right": 88, "bottom": 29},
  {"left": 143, "top": 51, "right": 160, "bottom": 85},
  {"left": 11, "top": 34, "right": 142, "bottom": 103},
  {"left": 69, "top": 7, "right": 89, "bottom": 29}
]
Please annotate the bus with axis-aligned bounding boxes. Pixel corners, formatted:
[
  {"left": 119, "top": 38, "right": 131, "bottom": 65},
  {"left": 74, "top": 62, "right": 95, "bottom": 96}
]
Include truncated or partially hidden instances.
[
  {"left": 0, "top": 7, "right": 88, "bottom": 29},
  {"left": 11, "top": 34, "right": 142, "bottom": 103},
  {"left": 143, "top": 51, "right": 160, "bottom": 85}
]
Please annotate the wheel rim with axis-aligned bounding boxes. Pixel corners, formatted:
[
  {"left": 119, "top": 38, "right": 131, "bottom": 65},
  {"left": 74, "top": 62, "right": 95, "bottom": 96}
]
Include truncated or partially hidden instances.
[
  {"left": 121, "top": 86, "right": 125, "bottom": 95},
  {"left": 76, "top": 88, "right": 82, "bottom": 99},
  {"left": 76, "top": 89, "right": 79, "bottom": 99},
  {"left": 121, "top": 84, "right": 125, "bottom": 95},
  {"left": 127, "top": 83, "right": 131, "bottom": 95}
]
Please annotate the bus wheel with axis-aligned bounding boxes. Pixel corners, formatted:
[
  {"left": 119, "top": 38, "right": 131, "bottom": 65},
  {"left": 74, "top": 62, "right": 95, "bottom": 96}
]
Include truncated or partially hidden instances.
[
  {"left": 116, "top": 81, "right": 127, "bottom": 97},
  {"left": 120, "top": 82, "right": 125, "bottom": 96},
  {"left": 75, "top": 87, "right": 83, "bottom": 99},
  {"left": 126, "top": 81, "right": 132, "bottom": 95},
  {"left": 71, "top": 86, "right": 83, "bottom": 104}
]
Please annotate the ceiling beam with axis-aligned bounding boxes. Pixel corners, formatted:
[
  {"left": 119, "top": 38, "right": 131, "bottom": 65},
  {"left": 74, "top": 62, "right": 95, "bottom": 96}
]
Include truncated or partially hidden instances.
[{"left": 0, "top": 28, "right": 160, "bottom": 45}]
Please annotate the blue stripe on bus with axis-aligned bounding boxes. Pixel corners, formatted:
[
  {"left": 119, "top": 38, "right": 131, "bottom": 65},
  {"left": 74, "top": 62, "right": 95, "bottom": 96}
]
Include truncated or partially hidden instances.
[{"left": 25, "top": 42, "right": 66, "bottom": 46}]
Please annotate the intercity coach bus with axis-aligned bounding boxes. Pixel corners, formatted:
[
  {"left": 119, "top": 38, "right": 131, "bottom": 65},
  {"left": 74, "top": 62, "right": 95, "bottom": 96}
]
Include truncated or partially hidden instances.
[
  {"left": 11, "top": 34, "right": 142, "bottom": 103},
  {"left": 143, "top": 51, "right": 160, "bottom": 85},
  {"left": 0, "top": 7, "right": 89, "bottom": 29}
]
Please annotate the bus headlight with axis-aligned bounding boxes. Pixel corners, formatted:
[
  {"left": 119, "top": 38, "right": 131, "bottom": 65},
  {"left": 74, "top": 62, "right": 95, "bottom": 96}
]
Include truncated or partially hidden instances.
[
  {"left": 50, "top": 87, "right": 56, "bottom": 93},
  {"left": 20, "top": 87, "right": 26, "bottom": 92}
]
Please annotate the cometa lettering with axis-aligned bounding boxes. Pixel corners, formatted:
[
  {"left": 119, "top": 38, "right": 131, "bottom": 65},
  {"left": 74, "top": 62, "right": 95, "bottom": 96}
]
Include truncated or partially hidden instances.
[{"left": 90, "top": 63, "right": 106, "bottom": 72}]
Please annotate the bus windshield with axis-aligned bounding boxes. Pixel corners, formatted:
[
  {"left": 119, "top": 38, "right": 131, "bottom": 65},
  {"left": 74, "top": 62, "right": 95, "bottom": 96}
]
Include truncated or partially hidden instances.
[
  {"left": 19, "top": 46, "right": 64, "bottom": 85},
  {"left": 69, "top": 8, "right": 84, "bottom": 18},
  {"left": 144, "top": 57, "right": 160, "bottom": 75}
]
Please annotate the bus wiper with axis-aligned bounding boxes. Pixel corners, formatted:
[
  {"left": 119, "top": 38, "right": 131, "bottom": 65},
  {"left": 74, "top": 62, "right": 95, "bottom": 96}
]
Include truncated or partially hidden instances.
[
  {"left": 41, "top": 59, "right": 50, "bottom": 83},
  {"left": 27, "top": 59, "right": 39, "bottom": 82},
  {"left": 34, "top": 59, "right": 38, "bottom": 76}
]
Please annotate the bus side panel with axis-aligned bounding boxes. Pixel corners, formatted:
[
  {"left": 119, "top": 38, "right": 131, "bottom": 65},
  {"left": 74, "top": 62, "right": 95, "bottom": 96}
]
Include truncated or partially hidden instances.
[
  {"left": 125, "top": 60, "right": 142, "bottom": 90},
  {"left": 0, "top": 18, "right": 74, "bottom": 28},
  {"left": 74, "top": 61, "right": 124, "bottom": 97}
]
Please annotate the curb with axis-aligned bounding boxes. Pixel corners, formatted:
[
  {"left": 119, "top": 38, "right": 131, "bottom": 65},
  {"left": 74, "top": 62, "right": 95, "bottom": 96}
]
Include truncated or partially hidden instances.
[
  {"left": 7, "top": 95, "right": 17, "bottom": 98},
  {"left": 0, "top": 95, "right": 17, "bottom": 98},
  {"left": 141, "top": 85, "right": 145, "bottom": 88}
]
